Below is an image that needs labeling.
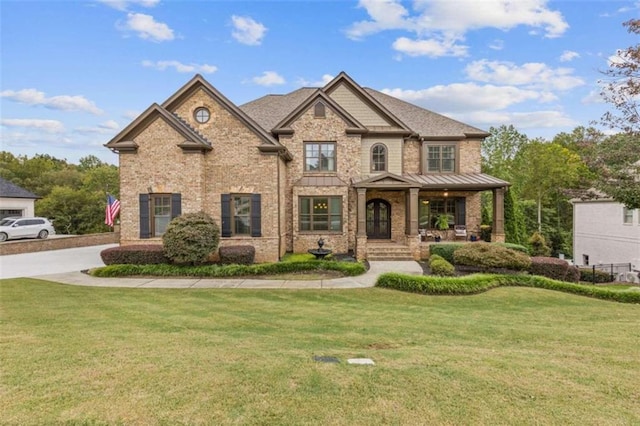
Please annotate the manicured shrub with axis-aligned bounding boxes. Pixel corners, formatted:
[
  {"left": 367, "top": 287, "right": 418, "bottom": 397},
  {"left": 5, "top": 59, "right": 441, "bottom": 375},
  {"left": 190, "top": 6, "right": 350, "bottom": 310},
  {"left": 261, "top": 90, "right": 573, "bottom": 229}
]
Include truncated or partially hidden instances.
[
  {"left": 429, "top": 243, "right": 464, "bottom": 264},
  {"left": 494, "top": 242, "right": 529, "bottom": 254},
  {"left": 529, "top": 232, "right": 552, "bottom": 256},
  {"left": 162, "top": 212, "right": 220, "bottom": 265},
  {"left": 219, "top": 245, "right": 256, "bottom": 265},
  {"left": 579, "top": 268, "right": 615, "bottom": 283},
  {"left": 529, "top": 257, "right": 579, "bottom": 282},
  {"left": 100, "top": 245, "right": 168, "bottom": 265},
  {"left": 453, "top": 242, "right": 531, "bottom": 271},
  {"left": 428, "top": 254, "right": 455, "bottom": 276},
  {"left": 376, "top": 272, "right": 640, "bottom": 304}
]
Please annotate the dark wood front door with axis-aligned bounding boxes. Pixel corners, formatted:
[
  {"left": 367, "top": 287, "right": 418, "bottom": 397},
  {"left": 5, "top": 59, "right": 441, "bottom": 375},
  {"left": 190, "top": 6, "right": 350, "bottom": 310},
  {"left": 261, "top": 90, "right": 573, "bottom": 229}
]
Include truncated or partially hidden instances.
[{"left": 366, "top": 199, "right": 391, "bottom": 239}]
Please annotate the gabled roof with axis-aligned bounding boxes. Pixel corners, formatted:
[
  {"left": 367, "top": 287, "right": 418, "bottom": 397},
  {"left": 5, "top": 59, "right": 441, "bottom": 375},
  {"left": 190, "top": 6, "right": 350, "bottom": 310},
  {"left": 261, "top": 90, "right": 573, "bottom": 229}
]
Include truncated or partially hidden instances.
[
  {"left": 104, "top": 103, "right": 212, "bottom": 153},
  {"left": 323, "top": 72, "right": 412, "bottom": 133},
  {"left": 0, "top": 177, "right": 40, "bottom": 199},
  {"left": 240, "top": 88, "right": 317, "bottom": 131},
  {"left": 162, "top": 74, "right": 286, "bottom": 152},
  {"left": 272, "top": 90, "right": 367, "bottom": 134},
  {"left": 352, "top": 172, "right": 422, "bottom": 189}
]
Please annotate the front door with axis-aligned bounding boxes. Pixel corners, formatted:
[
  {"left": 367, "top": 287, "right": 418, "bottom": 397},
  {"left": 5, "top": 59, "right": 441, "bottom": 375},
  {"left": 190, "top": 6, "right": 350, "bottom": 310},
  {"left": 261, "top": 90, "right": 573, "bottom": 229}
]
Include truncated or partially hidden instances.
[{"left": 366, "top": 199, "right": 391, "bottom": 239}]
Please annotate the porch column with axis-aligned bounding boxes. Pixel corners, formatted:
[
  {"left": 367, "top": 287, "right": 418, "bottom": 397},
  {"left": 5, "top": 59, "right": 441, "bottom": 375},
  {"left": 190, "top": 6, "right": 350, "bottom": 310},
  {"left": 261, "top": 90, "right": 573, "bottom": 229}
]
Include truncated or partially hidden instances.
[
  {"left": 408, "top": 187, "right": 419, "bottom": 236},
  {"left": 492, "top": 187, "right": 505, "bottom": 242},
  {"left": 357, "top": 188, "right": 367, "bottom": 236}
]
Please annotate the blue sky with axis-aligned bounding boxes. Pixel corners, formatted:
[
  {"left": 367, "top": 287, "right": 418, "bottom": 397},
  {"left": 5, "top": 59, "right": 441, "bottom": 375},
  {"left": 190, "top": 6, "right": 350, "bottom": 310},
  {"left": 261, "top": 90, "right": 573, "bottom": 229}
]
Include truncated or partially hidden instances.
[{"left": 1, "top": 0, "right": 637, "bottom": 165}]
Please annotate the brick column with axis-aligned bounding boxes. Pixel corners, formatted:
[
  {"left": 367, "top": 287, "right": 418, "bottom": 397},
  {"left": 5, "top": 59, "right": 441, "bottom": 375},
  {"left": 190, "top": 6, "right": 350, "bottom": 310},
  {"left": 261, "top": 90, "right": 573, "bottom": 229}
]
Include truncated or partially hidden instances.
[{"left": 492, "top": 187, "right": 505, "bottom": 243}]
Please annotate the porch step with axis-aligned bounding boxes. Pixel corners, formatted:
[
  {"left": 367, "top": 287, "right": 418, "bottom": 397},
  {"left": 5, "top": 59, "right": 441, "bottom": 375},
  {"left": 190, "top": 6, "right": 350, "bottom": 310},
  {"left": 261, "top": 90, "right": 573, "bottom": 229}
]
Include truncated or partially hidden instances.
[{"left": 366, "top": 243, "right": 414, "bottom": 261}]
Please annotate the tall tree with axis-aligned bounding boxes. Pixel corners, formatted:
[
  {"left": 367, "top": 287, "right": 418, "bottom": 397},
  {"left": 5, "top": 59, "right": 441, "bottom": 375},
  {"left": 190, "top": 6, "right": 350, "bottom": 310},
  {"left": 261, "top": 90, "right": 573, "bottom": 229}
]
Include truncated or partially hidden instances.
[{"left": 481, "top": 124, "right": 529, "bottom": 181}]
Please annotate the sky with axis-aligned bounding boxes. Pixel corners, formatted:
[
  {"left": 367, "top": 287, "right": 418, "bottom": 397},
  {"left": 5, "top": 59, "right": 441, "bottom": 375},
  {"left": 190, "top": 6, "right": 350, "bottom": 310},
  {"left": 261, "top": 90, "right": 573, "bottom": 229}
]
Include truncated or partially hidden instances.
[{"left": 1, "top": 0, "right": 638, "bottom": 166}]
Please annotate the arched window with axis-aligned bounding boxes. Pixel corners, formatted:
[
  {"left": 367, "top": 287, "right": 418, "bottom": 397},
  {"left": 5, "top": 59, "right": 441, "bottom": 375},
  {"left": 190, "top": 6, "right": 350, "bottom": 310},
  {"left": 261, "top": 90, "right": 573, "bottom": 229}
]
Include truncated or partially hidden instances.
[{"left": 371, "top": 144, "right": 387, "bottom": 172}]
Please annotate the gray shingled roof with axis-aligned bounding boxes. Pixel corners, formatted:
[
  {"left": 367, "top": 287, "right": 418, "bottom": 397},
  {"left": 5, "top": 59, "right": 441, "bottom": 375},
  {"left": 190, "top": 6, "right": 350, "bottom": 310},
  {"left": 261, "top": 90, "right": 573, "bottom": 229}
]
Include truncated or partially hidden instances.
[
  {"left": 364, "top": 88, "right": 488, "bottom": 137},
  {"left": 239, "top": 83, "right": 487, "bottom": 138},
  {"left": 0, "top": 177, "right": 40, "bottom": 199},
  {"left": 240, "top": 88, "right": 316, "bottom": 132}
]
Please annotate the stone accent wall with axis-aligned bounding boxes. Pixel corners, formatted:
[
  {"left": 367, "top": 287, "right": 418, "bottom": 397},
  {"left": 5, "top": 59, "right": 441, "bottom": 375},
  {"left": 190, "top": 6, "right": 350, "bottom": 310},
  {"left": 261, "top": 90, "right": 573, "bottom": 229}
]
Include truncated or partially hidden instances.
[
  {"left": 281, "top": 105, "right": 362, "bottom": 254},
  {"left": 403, "top": 139, "right": 421, "bottom": 174},
  {"left": 459, "top": 139, "right": 482, "bottom": 173},
  {"left": 118, "top": 88, "right": 285, "bottom": 263}
]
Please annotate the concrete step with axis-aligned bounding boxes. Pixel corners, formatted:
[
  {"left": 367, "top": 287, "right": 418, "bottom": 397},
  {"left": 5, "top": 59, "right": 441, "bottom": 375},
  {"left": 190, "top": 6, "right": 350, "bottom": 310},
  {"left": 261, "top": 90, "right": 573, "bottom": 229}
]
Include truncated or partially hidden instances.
[{"left": 367, "top": 243, "right": 414, "bottom": 261}]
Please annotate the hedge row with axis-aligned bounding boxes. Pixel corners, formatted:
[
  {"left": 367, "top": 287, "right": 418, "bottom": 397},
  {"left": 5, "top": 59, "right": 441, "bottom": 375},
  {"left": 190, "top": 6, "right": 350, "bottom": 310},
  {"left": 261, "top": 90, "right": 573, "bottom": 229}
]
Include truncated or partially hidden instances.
[
  {"left": 376, "top": 272, "right": 640, "bottom": 304},
  {"left": 91, "top": 259, "right": 366, "bottom": 278},
  {"left": 100, "top": 245, "right": 168, "bottom": 265}
]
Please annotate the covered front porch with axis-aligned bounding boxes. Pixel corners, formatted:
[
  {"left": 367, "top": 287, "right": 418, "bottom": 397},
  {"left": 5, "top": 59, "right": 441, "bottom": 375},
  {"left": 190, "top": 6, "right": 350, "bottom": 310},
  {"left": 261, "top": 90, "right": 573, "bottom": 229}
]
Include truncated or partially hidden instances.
[{"left": 352, "top": 172, "right": 509, "bottom": 260}]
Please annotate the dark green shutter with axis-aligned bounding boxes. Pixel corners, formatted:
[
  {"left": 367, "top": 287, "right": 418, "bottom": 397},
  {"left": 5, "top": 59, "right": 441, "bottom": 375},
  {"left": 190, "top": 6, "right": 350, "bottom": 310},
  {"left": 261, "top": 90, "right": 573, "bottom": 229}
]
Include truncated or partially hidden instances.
[
  {"left": 171, "top": 193, "right": 181, "bottom": 218},
  {"left": 251, "top": 194, "right": 261, "bottom": 237},
  {"left": 455, "top": 197, "right": 466, "bottom": 226},
  {"left": 139, "top": 194, "right": 150, "bottom": 238},
  {"left": 221, "top": 194, "right": 231, "bottom": 237}
]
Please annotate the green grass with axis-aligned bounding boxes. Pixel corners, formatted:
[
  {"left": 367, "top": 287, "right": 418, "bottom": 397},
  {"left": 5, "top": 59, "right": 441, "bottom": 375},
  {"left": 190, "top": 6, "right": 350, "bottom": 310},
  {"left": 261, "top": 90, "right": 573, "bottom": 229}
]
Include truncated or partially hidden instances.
[{"left": 2, "top": 279, "right": 639, "bottom": 425}]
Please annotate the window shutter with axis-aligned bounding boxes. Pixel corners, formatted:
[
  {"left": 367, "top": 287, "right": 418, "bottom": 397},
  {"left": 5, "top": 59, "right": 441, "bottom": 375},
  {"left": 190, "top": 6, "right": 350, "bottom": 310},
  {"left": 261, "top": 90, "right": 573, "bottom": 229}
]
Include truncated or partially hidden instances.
[
  {"left": 139, "top": 194, "right": 150, "bottom": 239},
  {"left": 221, "top": 194, "right": 231, "bottom": 237},
  {"left": 455, "top": 197, "right": 466, "bottom": 226},
  {"left": 251, "top": 193, "right": 261, "bottom": 237},
  {"left": 171, "top": 193, "right": 181, "bottom": 218}
]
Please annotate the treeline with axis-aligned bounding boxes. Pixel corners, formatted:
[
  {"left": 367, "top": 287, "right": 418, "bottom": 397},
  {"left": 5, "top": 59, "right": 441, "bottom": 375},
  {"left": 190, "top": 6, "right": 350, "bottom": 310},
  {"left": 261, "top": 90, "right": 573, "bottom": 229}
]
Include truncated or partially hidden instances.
[
  {"left": 0, "top": 152, "right": 119, "bottom": 235},
  {"left": 482, "top": 125, "right": 639, "bottom": 257}
]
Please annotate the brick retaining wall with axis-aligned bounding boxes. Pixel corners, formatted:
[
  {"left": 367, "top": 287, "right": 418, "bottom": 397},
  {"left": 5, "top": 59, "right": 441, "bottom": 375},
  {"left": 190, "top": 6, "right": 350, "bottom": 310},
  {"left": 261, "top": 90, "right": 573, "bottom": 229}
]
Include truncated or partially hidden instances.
[{"left": 0, "top": 233, "right": 119, "bottom": 256}]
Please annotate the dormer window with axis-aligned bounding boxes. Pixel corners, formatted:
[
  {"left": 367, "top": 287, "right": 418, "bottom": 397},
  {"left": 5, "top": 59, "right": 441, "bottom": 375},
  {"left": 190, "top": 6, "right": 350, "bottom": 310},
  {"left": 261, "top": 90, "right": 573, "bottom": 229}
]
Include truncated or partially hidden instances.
[
  {"left": 194, "top": 107, "right": 210, "bottom": 124},
  {"left": 314, "top": 102, "right": 326, "bottom": 118},
  {"left": 371, "top": 144, "right": 387, "bottom": 172}
]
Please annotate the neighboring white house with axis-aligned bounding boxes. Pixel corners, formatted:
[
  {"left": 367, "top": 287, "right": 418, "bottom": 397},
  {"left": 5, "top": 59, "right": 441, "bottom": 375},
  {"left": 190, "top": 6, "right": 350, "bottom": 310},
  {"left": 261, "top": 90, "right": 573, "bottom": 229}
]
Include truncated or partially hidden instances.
[
  {"left": 572, "top": 197, "right": 640, "bottom": 270},
  {"left": 0, "top": 177, "right": 39, "bottom": 219}
]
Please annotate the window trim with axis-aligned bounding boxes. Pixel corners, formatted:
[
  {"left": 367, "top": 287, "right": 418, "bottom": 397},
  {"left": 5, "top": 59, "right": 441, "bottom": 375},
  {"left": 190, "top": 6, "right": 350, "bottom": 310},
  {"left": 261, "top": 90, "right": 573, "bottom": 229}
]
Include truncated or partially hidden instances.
[
  {"left": 303, "top": 141, "right": 337, "bottom": 173},
  {"left": 623, "top": 206, "right": 633, "bottom": 225},
  {"left": 423, "top": 143, "right": 458, "bottom": 174},
  {"left": 194, "top": 107, "right": 210, "bottom": 124},
  {"left": 150, "top": 193, "right": 172, "bottom": 237},
  {"left": 298, "top": 196, "right": 343, "bottom": 232},
  {"left": 370, "top": 143, "right": 388, "bottom": 172}
]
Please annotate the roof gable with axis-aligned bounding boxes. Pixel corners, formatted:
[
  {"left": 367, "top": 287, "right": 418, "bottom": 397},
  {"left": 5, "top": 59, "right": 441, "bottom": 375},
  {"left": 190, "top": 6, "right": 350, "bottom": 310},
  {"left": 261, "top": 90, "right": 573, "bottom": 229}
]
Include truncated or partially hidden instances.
[
  {"left": 161, "top": 74, "right": 285, "bottom": 149},
  {"left": 272, "top": 90, "right": 367, "bottom": 134},
  {"left": 104, "top": 103, "right": 212, "bottom": 153},
  {"left": 323, "top": 72, "right": 411, "bottom": 133},
  {"left": 353, "top": 172, "right": 421, "bottom": 189}
]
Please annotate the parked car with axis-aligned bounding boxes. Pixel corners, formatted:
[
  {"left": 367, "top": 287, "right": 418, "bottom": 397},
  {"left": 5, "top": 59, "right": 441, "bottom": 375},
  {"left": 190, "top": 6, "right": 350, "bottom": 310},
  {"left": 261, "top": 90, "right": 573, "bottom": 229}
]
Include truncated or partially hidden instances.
[{"left": 0, "top": 217, "right": 56, "bottom": 242}]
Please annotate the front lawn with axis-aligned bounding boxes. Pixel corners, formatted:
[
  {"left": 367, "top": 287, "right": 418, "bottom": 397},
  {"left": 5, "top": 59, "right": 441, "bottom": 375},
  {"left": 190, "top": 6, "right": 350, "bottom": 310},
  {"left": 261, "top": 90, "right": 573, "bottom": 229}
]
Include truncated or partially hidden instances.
[{"left": 2, "top": 279, "right": 639, "bottom": 424}]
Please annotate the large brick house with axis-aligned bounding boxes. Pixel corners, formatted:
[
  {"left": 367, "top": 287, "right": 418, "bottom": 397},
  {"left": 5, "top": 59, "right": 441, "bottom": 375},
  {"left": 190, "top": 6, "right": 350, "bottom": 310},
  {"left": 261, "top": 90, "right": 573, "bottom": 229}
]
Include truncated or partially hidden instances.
[{"left": 105, "top": 72, "right": 508, "bottom": 262}]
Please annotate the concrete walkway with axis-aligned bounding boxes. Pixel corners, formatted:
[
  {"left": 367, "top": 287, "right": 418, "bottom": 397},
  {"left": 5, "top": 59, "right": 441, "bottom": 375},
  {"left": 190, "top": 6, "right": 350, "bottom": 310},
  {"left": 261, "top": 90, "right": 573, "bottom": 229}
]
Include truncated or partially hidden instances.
[{"left": 32, "top": 261, "right": 424, "bottom": 289}]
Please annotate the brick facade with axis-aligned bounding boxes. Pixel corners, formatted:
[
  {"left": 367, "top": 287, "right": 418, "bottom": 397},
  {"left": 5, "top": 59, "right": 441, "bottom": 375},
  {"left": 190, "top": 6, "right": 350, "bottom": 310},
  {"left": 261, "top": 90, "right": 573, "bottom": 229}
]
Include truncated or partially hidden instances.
[{"left": 106, "top": 73, "right": 508, "bottom": 263}]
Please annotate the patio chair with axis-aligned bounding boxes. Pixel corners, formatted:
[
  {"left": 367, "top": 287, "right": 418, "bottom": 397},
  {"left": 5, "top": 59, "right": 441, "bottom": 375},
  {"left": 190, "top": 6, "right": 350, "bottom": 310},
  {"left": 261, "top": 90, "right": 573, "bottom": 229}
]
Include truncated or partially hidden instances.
[{"left": 454, "top": 225, "right": 467, "bottom": 240}]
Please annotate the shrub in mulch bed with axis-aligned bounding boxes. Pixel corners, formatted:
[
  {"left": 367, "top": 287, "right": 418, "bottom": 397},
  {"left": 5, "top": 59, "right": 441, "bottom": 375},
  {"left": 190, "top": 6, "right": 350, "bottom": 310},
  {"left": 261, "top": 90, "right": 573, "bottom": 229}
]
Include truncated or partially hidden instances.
[{"left": 100, "top": 245, "right": 168, "bottom": 265}]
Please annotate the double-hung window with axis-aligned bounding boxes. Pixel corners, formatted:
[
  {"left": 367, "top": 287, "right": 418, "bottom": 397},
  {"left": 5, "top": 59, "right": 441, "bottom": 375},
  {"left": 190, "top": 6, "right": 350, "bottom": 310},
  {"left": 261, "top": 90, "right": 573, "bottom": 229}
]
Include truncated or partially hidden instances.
[
  {"left": 233, "top": 195, "right": 251, "bottom": 235},
  {"left": 151, "top": 194, "right": 172, "bottom": 237},
  {"left": 304, "top": 142, "right": 336, "bottom": 172},
  {"left": 371, "top": 144, "right": 387, "bottom": 172},
  {"left": 299, "top": 197, "right": 342, "bottom": 231},
  {"left": 425, "top": 145, "right": 456, "bottom": 173}
]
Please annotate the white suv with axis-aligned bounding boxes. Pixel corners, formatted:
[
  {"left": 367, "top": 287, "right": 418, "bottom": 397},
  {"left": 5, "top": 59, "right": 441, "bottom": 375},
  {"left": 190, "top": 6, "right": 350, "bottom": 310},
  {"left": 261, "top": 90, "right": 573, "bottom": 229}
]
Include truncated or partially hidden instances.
[{"left": 0, "top": 217, "right": 56, "bottom": 242}]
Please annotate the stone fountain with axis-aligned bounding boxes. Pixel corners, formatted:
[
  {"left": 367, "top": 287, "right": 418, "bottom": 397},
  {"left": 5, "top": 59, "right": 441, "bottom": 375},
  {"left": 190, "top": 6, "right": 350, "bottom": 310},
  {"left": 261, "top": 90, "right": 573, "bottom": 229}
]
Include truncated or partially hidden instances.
[{"left": 308, "top": 237, "right": 332, "bottom": 260}]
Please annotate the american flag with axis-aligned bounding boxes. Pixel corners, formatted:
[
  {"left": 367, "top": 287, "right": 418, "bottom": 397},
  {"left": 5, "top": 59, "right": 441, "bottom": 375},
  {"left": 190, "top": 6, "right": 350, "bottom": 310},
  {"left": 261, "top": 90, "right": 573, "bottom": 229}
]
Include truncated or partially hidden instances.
[{"left": 105, "top": 194, "right": 121, "bottom": 227}]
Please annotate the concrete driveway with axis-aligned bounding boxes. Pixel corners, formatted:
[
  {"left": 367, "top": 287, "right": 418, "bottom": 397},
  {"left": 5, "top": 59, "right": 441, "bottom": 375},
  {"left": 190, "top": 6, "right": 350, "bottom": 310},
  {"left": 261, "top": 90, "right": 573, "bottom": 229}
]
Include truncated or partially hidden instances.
[{"left": 0, "top": 244, "right": 117, "bottom": 279}]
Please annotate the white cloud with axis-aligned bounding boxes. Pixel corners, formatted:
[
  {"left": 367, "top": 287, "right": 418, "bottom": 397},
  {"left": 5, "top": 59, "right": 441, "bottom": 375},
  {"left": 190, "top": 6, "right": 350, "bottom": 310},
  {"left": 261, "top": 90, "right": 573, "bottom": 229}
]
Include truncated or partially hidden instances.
[
  {"left": 392, "top": 36, "right": 468, "bottom": 57},
  {"left": 75, "top": 120, "right": 121, "bottom": 135},
  {"left": 123, "top": 110, "right": 141, "bottom": 120},
  {"left": 296, "top": 74, "right": 335, "bottom": 87},
  {"left": 98, "top": 0, "right": 159, "bottom": 11},
  {"left": 0, "top": 118, "right": 65, "bottom": 133},
  {"left": 231, "top": 15, "right": 267, "bottom": 46},
  {"left": 489, "top": 39, "right": 504, "bottom": 50},
  {"left": 465, "top": 60, "right": 585, "bottom": 91},
  {"left": 100, "top": 120, "right": 120, "bottom": 130},
  {"left": 120, "top": 12, "right": 174, "bottom": 42},
  {"left": 559, "top": 50, "right": 580, "bottom": 62},
  {"left": 346, "top": 0, "right": 568, "bottom": 58},
  {"left": 382, "top": 83, "right": 554, "bottom": 113},
  {"left": 0, "top": 89, "right": 103, "bottom": 115},
  {"left": 460, "top": 110, "right": 577, "bottom": 129},
  {"left": 142, "top": 60, "right": 217, "bottom": 73},
  {"left": 252, "top": 71, "right": 285, "bottom": 86}
]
